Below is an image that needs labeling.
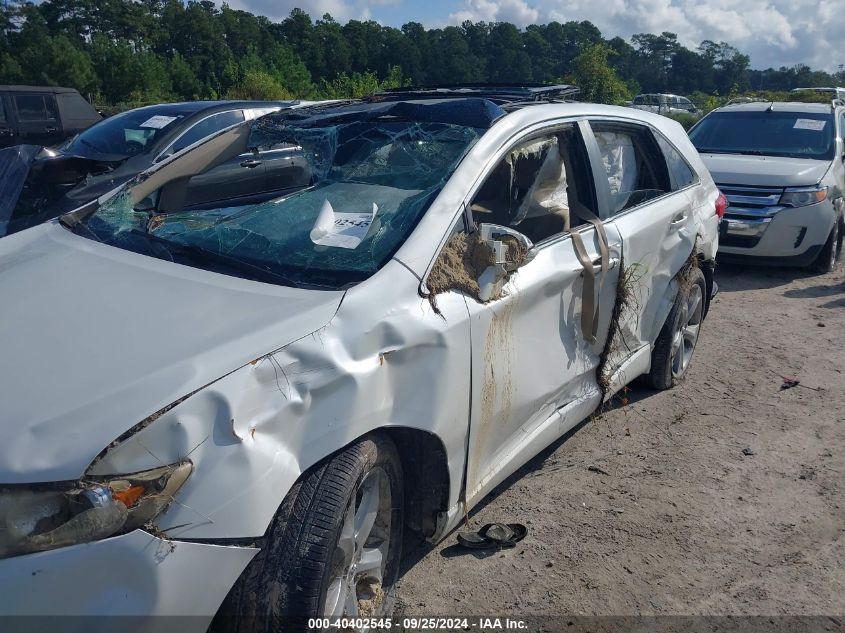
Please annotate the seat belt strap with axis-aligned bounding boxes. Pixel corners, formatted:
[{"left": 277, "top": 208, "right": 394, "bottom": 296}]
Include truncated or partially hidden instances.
[{"left": 569, "top": 202, "right": 611, "bottom": 343}]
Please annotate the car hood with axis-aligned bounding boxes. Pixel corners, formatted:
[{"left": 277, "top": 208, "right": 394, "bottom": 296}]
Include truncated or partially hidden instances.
[
  {"left": 0, "top": 223, "right": 345, "bottom": 483},
  {"left": 699, "top": 153, "right": 831, "bottom": 187}
]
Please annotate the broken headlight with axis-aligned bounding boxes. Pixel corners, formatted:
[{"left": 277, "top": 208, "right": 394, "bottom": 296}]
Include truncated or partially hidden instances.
[{"left": 0, "top": 461, "right": 192, "bottom": 559}]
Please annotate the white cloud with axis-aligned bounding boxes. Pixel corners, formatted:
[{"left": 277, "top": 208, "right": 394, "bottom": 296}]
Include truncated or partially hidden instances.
[
  {"left": 224, "top": 0, "right": 386, "bottom": 22},
  {"left": 222, "top": 0, "right": 845, "bottom": 71},
  {"left": 450, "top": 0, "right": 539, "bottom": 25},
  {"left": 446, "top": 0, "right": 845, "bottom": 70}
]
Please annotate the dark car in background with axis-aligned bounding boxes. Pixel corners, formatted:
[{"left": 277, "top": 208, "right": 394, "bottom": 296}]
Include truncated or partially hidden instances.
[
  {"left": 0, "top": 85, "right": 102, "bottom": 148},
  {"left": 0, "top": 100, "right": 314, "bottom": 238}
]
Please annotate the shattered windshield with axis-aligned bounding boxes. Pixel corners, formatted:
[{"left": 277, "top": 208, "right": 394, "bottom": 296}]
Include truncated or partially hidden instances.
[{"left": 74, "top": 118, "right": 481, "bottom": 289}]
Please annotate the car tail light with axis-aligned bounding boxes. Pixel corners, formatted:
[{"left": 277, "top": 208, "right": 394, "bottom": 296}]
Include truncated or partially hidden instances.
[{"left": 715, "top": 191, "right": 728, "bottom": 219}]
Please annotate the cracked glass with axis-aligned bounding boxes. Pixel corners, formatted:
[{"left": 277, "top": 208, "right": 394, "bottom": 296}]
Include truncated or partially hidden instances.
[{"left": 77, "top": 119, "right": 482, "bottom": 289}]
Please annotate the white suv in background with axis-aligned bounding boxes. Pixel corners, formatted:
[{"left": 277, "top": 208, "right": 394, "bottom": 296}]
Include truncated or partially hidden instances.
[
  {"left": 689, "top": 101, "right": 844, "bottom": 272},
  {"left": 630, "top": 93, "right": 700, "bottom": 117}
]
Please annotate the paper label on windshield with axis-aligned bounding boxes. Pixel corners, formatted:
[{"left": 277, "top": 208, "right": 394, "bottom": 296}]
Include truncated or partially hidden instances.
[
  {"left": 310, "top": 199, "right": 377, "bottom": 249},
  {"left": 140, "top": 115, "right": 178, "bottom": 129},
  {"left": 794, "top": 119, "right": 826, "bottom": 131}
]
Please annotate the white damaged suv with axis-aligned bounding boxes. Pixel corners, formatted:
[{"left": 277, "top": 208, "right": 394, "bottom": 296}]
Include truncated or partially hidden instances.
[
  {"left": 0, "top": 87, "right": 719, "bottom": 631},
  {"left": 689, "top": 101, "right": 845, "bottom": 272}
]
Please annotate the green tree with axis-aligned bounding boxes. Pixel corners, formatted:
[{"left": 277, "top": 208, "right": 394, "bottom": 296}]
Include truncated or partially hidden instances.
[
  {"left": 227, "top": 69, "right": 290, "bottom": 100},
  {"left": 568, "top": 43, "right": 631, "bottom": 104}
]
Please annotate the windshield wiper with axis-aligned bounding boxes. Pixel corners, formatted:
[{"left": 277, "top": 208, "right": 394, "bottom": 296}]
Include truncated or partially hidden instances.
[
  {"left": 76, "top": 137, "right": 105, "bottom": 154},
  {"left": 127, "top": 229, "right": 304, "bottom": 288},
  {"left": 59, "top": 215, "right": 103, "bottom": 242},
  {"left": 694, "top": 147, "right": 734, "bottom": 154}
]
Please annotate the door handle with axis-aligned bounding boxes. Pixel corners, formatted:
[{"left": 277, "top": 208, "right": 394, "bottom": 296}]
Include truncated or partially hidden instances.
[
  {"left": 583, "top": 256, "right": 619, "bottom": 276},
  {"left": 670, "top": 213, "right": 688, "bottom": 225},
  {"left": 44, "top": 126, "right": 58, "bottom": 133},
  {"left": 240, "top": 159, "right": 262, "bottom": 168}
]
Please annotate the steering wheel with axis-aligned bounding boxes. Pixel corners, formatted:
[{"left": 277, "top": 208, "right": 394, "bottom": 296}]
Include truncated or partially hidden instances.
[{"left": 124, "top": 140, "right": 146, "bottom": 156}]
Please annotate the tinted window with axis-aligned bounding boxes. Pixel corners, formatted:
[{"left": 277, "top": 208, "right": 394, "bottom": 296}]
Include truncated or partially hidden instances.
[
  {"left": 63, "top": 107, "right": 189, "bottom": 158},
  {"left": 590, "top": 122, "right": 671, "bottom": 217},
  {"left": 654, "top": 133, "right": 697, "bottom": 189},
  {"left": 57, "top": 92, "right": 99, "bottom": 121},
  {"left": 15, "top": 94, "right": 58, "bottom": 121},
  {"left": 0, "top": 99, "right": 6, "bottom": 124},
  {"left": 172, "top": 110, "right": 245, "bottom": 153},
  {"left": 689, "top": 111, "right": 835, "bottom": 160}
]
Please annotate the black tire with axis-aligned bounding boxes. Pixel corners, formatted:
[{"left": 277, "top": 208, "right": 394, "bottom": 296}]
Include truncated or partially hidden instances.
[
  {"left": 810, "top": 220, "right": 841, "bottom": 274},
  {"left": 646, "top": 266, "right": 707, "bottom": 391},
  {"left": 212, "top": 434, "right": 404, "bottom": 633}
]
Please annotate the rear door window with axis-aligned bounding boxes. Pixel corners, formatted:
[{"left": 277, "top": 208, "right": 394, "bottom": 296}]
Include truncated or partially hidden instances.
[
  {"left": 171, "top": 110, "right": 245, "bottom": 153},
  {"left": 14, "top": 94, "right": 59, "bottom": 122},
  {"left": 589, "top": 121, "right": 672, "bottom": 218}
]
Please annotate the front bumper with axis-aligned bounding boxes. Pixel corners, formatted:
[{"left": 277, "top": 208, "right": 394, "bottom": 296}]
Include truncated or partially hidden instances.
[
  {"left": 719, "top": 199, "right": 835, "bottom": 263},
  {"left": 0, "top": 529, "right": 257, "bottom": 633}
]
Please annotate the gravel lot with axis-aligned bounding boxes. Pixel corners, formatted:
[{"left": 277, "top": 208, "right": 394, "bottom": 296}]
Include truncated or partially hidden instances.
[{"left": 396, "top": 262, "right": 845, "bottom": 617}]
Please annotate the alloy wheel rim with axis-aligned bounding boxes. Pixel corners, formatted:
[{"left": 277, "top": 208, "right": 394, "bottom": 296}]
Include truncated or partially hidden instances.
[
  {"left": 670, "top": 283, "right": 703, "bottom": 379},
  {"left": 324, "top": 467, "right": 392, "bottom": 623}
]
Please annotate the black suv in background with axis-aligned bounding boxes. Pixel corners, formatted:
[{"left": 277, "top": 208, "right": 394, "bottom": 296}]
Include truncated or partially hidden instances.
[{"left": 0, "top": 85, "right": 102, "bottom": 148}]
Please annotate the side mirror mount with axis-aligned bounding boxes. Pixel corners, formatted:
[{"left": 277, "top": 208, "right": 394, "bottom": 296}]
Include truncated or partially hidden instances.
[{"left": 475, "top": 223, "right": 535, "bottom": 301}]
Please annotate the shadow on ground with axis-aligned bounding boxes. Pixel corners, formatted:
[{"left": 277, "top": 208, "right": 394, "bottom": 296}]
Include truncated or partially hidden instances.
[
  {"left": 397, "top": 385, "right": 662, "bottom": 571},
  {"left": 716, "top": 261, "right": 818, "bottom": 292}
]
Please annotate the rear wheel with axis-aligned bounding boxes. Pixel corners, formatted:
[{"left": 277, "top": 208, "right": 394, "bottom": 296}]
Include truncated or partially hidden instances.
[
  {"left": 646, "top": 266, "right": 706, "bottom": 390},
  {"left": 213, "top": 434, "right": 404, "bottom": 633},
  {"left": 810, "top": 220, "right": 841, "bottom": 274}
]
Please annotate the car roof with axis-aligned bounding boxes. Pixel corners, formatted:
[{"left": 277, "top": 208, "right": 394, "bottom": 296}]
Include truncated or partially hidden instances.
[
  {"left": 271, "top": 97, "right": 687, "bottom": 140},
  {"left": 0, "top": 85, "right": 83, "bottom": 94},
  {"left": 714, "top": 101, "right": 836, "bottom": 114},
  {"left": 125, "top": 100, "right": 289, "bottom": 116}
]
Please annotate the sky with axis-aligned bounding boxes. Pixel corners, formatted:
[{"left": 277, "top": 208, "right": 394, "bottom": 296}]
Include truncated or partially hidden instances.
[{"left": 224, "top": 0, "right": 845, "bottom": 72}]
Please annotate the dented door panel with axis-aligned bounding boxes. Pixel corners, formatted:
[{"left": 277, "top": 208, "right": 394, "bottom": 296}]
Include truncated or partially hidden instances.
[
  {"left": 463, "top": 223, "right": 622, "bottom": 506},
  {"left": 606, "top": 190, "right": 697, "bottom": 350}
]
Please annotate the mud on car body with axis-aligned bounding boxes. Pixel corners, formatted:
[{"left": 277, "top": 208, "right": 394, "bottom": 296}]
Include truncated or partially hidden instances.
[{"left": 0, "top": 86, "right": 719, "bottom": 632}]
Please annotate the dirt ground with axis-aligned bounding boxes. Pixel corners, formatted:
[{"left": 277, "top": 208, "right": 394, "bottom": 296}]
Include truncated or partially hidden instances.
[{"left": 396, "top": 261, "right": 845, "bottom": 617}]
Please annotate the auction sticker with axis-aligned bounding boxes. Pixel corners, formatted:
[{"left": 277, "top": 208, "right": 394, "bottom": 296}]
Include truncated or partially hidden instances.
[
  {"left": 793, "top": 119, "right": 826, "bottom": 131},
  {"left": 140, "top": 115, "right": 179, "bottom": 129}
]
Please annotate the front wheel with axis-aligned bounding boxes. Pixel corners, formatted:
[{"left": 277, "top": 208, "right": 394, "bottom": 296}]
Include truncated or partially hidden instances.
[
  {"left": 646, "top": 266, "right": 707, "bottom": 390},
  {"left": 810, "top": 220, "right": 841, "bottom": 274},
  {"left": 213, "top": 434, "right": 404, "bottom": 633}
]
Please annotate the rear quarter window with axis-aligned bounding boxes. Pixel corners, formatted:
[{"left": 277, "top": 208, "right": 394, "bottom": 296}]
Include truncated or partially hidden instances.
[
  {"left": 57, "top": 92, "right": 100, "bottom": 126},
  {"left": 654, "top": 133, "right": 697, "bottom": 190}
]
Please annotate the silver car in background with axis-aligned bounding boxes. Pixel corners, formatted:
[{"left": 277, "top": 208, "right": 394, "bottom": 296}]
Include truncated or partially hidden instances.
[
  {"left": 630, "top": 93, "right": 700, "bottom": 117},
  {"left": 689, "top": 101, "right": 844, "bottom": 272}
]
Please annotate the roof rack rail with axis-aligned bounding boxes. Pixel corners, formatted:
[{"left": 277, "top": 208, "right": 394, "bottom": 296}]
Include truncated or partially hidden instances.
[{"left": 369, "top": 84, "right": 580, "bottom": 104}]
